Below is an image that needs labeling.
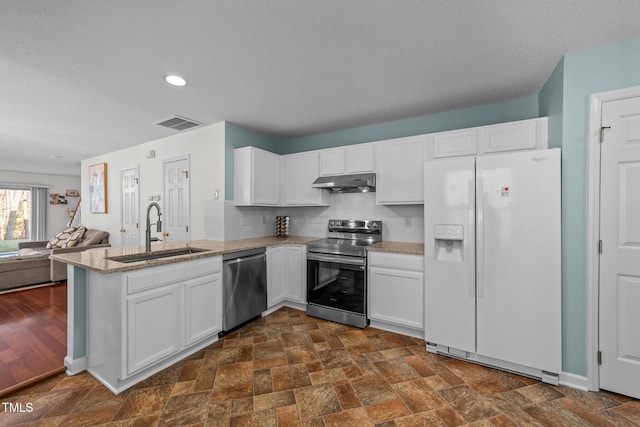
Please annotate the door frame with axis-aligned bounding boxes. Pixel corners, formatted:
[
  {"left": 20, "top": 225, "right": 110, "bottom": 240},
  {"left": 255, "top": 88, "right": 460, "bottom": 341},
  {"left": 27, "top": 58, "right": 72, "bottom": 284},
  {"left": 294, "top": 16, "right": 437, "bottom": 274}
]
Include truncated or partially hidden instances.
[{"left": 587, "top": 85, "right": 640, "bottom": 392}]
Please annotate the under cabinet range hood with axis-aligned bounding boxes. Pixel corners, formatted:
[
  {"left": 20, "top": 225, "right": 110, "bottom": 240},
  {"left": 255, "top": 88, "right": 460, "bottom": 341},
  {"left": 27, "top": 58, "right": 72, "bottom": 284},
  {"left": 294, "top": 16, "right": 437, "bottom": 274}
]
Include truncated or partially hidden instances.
[{"left": 311, "top": 173, "right": 376, "bottom": 194}]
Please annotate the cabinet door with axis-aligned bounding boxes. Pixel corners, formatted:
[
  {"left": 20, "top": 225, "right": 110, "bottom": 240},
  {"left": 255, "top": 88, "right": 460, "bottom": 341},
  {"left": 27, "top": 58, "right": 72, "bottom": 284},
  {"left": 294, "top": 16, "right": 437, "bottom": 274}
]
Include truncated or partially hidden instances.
[
  {"left": 283, "top": 245, "right": 305, "bottom": 303},
  {"left": 480, "top": 120, "right": 538, "bottom": 154},
  {"left": 432, "top": 129, "right": 478, "bottom": 159},
  {"left": 375, "top": 136, "right": 426, "bottom": 204},
  {"left": 267, "top": 246, "right": 286, "bottom": 307},
  {"left": 234, "top": 147, "right": 279, "bottom": 206},
  {"left": 185, "top": 273, "right": 222, "bottom": 346},
  {"left": 345, "top": 144, "right": 374, "bottom": 173},
  {"left": 283, "top": 152, "right": 328, "bottom": 206},
  {"left": 252, "top": 148, "right": 280, "bottom": 204},
  {"left": 369, "top": 266, "right": 424, "bottom": 330},
  {"left": 319, "top": 148, "right": 345, "bottom": 176},
  {"left": 126, "top": 284, "right": 182, "bottom": 376}
]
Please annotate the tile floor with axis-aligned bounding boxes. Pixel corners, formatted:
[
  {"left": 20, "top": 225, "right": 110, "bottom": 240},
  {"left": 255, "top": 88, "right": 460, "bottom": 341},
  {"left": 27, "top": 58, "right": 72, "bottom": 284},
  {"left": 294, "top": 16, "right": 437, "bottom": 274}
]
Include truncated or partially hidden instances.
[{"left": 1, "top": 306, "right": 639, "bottom": 426}]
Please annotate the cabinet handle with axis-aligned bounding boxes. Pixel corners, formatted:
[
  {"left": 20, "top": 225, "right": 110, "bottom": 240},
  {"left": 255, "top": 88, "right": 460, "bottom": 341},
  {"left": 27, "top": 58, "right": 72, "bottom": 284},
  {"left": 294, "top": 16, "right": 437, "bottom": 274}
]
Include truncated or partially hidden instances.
[
  {"left": 162, "top": 232, "right": 169, "bottom": 237},
  {"left": 120, "top": 228, "right": 126, "bottom": 233}
]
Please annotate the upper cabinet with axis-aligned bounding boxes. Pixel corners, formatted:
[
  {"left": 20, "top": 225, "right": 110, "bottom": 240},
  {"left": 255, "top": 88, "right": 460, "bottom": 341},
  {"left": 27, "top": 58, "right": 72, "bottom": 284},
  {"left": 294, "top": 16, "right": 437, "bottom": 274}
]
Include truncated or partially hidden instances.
[
  {"left": 430, "top": 129, "right": 478, "bottom": 159},
  {"left": 375, "top": 135, "right": 427, "bottom": 205},
  {"left": 234, "top": 117, "right": 548, "bottom": 207},
  {"left": 234, "top": 146, "right": 280, "bottom": 206},
  {"left": 427, "top": 117, "right": 548, "bottom": 161},
  {"left": 319, "top": 144, "right": 375, "bottom": 176},
  {"left": 282, "top": 152, "right": 329, "bottom": 206},
  {"left": 479, "top": 118, "right": 545, "bottom": 154}
]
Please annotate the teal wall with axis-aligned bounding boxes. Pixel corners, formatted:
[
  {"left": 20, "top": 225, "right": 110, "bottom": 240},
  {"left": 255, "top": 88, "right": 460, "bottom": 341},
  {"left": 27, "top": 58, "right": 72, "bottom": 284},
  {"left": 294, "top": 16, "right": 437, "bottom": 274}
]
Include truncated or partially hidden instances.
[
  {"left": 277, "top": 94, "right": 539, "bottom": 153},
  {"left": 72, "top": 266, "right": 86, "bottom": 360},
  {"left": 556, "top": 35, "right": 640, "bottom": 376},
  {"left": 225, "top": 122, "right": 282, "bottom": 200}
]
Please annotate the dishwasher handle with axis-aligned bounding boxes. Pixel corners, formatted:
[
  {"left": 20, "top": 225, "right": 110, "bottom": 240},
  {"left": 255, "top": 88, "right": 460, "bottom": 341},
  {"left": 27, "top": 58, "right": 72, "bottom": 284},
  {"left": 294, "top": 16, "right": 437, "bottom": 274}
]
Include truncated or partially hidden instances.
[{"left": 223, "top": 252, "right": 266, "bottom": 266}]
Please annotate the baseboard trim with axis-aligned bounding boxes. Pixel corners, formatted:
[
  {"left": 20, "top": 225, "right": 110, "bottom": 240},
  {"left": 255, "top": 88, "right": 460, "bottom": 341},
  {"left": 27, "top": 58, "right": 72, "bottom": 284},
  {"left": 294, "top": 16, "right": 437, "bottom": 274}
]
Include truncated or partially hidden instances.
[
  {"left": 559, "top": 372, "right": 590, "bottom": 391},
  {"left": 64, "top": 355, "right": 88, "bottom": 376},
  {"left": 369, "top": 320, "right": 424, "bottom": 339}
]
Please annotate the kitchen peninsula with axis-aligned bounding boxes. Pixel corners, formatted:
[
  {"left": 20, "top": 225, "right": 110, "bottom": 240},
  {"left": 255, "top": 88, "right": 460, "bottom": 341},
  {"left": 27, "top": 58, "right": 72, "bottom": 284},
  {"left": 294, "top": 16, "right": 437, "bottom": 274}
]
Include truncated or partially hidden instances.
[{"left": 51, "top": 237, "right": 316, "bottom": 394}]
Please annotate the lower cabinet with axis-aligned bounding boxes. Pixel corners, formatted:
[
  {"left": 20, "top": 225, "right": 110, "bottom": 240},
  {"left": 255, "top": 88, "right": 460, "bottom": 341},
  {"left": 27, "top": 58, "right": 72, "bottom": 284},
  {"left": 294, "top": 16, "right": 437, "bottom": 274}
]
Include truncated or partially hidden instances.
[
  {"left": 126, "top": 284, "right": 182, "bottom": 376},
  {"left": 87, "top": 256, "right": 222, "bottom": 394},
  {"left": 368, "top": 252, "right": 424, "bottom": 334},
  {"left": 267, "top": 245, "right": 306, "bottom": 308}
]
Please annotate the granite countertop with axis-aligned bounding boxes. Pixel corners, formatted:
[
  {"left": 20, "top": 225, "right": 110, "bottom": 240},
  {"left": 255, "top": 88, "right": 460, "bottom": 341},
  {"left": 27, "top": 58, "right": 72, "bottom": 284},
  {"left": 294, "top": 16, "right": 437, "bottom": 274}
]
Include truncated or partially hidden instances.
[
  {"left": 367, "top": 241, "right": 424, "bottom": 255},
  {"left": 50, "top": 236, "right": 319, "bottom": 274}
]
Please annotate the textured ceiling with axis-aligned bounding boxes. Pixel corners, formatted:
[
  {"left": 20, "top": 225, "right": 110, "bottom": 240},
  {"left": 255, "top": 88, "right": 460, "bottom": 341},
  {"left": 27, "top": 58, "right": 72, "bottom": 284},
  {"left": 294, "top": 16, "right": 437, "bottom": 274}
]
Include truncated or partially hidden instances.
[{"left": 1, "top": 0, "right": 640, "bottom": 176}]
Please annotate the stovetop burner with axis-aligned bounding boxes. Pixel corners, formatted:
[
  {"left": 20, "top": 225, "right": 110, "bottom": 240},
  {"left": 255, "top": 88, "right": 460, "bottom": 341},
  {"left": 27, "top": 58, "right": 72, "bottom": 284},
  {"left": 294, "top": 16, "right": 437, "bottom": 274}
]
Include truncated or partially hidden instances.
[{"left": 307, "top": 219, "right": 382, "bottom": 257}]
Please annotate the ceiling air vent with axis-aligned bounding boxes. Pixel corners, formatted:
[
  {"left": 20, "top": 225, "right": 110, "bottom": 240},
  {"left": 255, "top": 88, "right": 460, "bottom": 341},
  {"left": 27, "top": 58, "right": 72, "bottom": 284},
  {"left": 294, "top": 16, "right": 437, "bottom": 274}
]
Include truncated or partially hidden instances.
[{"left": 155, "top": 115, "right": 201, "bottom": 131}]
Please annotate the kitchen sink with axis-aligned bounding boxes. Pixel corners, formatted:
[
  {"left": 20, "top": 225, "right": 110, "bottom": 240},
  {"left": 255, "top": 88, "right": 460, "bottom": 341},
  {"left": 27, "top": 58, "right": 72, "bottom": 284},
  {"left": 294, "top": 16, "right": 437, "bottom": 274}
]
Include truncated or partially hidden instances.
[{"left": 107, "top": 247, "right": 210, "bottom": 263}]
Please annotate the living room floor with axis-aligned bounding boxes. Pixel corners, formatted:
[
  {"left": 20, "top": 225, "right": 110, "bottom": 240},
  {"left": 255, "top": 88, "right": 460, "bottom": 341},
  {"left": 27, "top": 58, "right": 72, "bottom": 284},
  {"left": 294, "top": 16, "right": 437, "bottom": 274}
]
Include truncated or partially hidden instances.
[
  {"left": 0, "top": 282, "right": 66, "bottom": 395},
  {"left": 1, "top": 304, "right": 640, "bottom": 426}
]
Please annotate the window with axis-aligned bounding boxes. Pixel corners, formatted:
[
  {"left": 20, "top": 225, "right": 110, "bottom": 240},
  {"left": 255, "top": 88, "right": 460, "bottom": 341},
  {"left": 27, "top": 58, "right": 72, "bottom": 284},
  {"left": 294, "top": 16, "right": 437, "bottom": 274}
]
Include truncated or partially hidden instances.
[{"left": 0, "top": 188, "right": 32, "bottom": 253}]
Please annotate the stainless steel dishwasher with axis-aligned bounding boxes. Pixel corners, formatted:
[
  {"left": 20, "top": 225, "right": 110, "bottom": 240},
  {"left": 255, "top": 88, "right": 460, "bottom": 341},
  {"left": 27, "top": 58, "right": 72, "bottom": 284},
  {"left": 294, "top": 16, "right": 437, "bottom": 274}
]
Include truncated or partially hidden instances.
[{"left": 220, "top": 247, "right": 267, "bottom": 336}]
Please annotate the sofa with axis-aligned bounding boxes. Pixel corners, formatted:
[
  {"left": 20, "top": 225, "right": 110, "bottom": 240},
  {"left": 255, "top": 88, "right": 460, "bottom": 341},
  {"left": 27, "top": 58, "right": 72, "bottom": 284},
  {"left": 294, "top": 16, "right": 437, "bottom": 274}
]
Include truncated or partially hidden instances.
[{"left": 0, "top": 228, "right": 109, "bottom": 292}]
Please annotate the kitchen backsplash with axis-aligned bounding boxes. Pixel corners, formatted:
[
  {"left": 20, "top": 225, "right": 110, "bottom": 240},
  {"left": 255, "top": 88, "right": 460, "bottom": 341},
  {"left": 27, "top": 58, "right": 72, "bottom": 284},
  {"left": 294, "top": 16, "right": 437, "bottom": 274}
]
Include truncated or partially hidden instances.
[{"left": 223, "top": 193, "right": 424, "bottom": 243}]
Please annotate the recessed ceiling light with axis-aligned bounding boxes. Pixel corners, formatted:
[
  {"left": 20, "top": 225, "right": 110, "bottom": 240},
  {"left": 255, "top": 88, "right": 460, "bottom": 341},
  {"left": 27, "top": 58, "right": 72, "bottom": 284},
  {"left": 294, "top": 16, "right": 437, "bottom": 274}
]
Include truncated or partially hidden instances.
[{"left": 165, "top": 75, "right": 187, "bottom": 87}]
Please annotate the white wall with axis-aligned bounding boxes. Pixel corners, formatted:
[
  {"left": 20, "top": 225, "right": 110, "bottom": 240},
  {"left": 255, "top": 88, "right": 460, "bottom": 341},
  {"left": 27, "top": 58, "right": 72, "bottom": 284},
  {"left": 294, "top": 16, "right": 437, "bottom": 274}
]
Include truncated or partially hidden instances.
[
  {"left": 224, "top": 193, "right": 424, "bottom": 242},
  {"left": 80, "top": 122, "right": 226, "bottom": 247},
  {"left": 0, "top": 171, "right": 81, "bottom": 239}
]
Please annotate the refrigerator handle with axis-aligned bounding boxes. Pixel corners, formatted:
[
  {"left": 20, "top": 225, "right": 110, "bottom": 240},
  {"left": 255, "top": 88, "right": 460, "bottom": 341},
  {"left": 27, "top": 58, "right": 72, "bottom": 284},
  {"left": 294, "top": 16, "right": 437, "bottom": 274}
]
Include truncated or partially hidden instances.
[
  {"left": 468, "top": 178, "right": 475, "bottom": 298},
  {"left": 476, "top": 177, "right": 485, "bottom": 298}
]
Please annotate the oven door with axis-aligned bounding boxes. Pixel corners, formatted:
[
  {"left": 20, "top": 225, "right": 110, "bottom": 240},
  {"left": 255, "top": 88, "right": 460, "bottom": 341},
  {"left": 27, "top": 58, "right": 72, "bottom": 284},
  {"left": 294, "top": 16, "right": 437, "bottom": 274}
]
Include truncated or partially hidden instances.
[{"left": 307, "top": 252, "right": 366, "bottom": 314}]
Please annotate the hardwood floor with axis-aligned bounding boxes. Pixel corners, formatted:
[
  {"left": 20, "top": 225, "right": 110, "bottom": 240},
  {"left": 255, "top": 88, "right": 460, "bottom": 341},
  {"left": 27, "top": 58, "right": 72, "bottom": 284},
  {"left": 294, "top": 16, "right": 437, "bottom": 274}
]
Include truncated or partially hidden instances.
[
  {"left": 0, "top": 282, "right": 67, "bottom": 396},
  {"left": 1, "top": 306, "right": 639, "bottom": 426}
]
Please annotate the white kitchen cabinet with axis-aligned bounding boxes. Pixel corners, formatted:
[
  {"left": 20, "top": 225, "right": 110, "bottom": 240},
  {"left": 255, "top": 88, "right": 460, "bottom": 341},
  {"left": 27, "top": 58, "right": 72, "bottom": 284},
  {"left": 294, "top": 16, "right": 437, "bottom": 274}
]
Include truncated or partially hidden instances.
[
  {"left": 319, "top": 144, "right": 375, "bottom": 176},
  {"left": 427, "top": 117, "right": 548, "bottom": 161},
  {"left": 430, "top": 129, "right": 478, "bottom": 159},
  {"left": 267, "top": 245, "right": 306, "bottom": 308},
  {"left": 375, "top": 135, "right": 427, "bottom": 204},
  {"left": 282, "top": 152, "right": 329, "bottom": 206},
  {"left": 368, "top": 252, "right": 424, "bottom": 335},
  {"left": 86, "top": 256, "right": 222, "bottom": 393},
  {"left": 126, "top": 284, "right": 182, "bottom": 376},
  {"left": 479, "top": 117, "right": 547, "bottom": 154},
  {"left": 185, "top": 274, "right": 223, "bottom": 346},
  {"left": 234, "top": 146, "right": 280, "bottom": 206},
  {"left": 319, "top": 148, "right": 345, "bottom": 176}
]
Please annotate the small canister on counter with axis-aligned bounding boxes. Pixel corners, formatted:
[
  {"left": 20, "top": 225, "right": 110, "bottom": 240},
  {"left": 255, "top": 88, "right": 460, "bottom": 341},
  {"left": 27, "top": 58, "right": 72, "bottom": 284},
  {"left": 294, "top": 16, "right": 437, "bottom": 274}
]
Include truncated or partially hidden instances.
[{"left": 275, "top": 216, "right": 290, "bottom": 237}]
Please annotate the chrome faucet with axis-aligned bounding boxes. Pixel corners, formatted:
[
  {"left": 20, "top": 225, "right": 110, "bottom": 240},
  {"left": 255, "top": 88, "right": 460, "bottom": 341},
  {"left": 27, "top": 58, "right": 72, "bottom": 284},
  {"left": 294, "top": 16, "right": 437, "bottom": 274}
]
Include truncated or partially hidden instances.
[{"left": 145, "top": 202, "right": 162, "bottom": 252}]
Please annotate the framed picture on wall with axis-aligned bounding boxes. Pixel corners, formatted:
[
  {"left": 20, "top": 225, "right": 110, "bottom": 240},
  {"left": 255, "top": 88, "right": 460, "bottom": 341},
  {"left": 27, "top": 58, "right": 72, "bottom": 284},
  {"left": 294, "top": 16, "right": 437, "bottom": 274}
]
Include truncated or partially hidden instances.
[{"left": 89, "top": 163, "right": 108, "bottom": 213}]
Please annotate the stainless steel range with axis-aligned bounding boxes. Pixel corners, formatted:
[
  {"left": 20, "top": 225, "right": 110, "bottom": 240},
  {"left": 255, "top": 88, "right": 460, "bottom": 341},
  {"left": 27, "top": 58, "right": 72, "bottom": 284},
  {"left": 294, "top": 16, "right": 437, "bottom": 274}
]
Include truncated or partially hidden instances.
[{"left": 306, "top": 219, "right": 382, "bottom": 328}]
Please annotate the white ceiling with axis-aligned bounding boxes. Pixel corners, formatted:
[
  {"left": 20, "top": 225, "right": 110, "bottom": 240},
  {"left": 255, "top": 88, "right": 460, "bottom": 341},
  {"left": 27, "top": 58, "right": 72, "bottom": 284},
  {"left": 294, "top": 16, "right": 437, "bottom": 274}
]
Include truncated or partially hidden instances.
[{"left": 2, "top": 1, "right": 639, "bottom": 176}]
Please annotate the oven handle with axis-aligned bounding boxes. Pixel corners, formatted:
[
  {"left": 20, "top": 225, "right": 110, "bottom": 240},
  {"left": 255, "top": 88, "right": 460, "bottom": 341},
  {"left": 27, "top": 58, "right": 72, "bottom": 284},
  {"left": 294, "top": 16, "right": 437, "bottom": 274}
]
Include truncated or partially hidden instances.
[{"left": 307, "top": 252, "right": 366, "bottom": 268}]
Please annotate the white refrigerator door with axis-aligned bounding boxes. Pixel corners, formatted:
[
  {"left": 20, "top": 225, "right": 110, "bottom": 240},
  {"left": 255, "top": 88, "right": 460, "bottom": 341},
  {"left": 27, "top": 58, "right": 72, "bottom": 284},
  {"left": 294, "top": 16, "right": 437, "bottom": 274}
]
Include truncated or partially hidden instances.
[
  {"left": 424, "top": 157, "right": 476, "bottom": 353},
  {"left": 475, "top": 149, "right": 561, "bottom": 373}
]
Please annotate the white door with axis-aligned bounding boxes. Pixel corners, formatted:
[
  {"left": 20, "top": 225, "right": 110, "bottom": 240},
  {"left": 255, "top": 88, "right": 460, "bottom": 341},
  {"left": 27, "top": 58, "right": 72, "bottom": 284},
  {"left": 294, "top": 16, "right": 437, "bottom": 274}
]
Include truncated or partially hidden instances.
[
  {"left": 163, "top": 157, "right": 190, "bottom": 242},
  {"left": 424, "top": 156, "right": 476, "bottom": 353},
  {"left": 599, "top": 96, "right": 640, "bottom": 398},
  {"left": 476, "top": 150, "right": 561, "bottom": 373},
  {"left": 121, "top": 167, "right": 139, "bottom": 247}
]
